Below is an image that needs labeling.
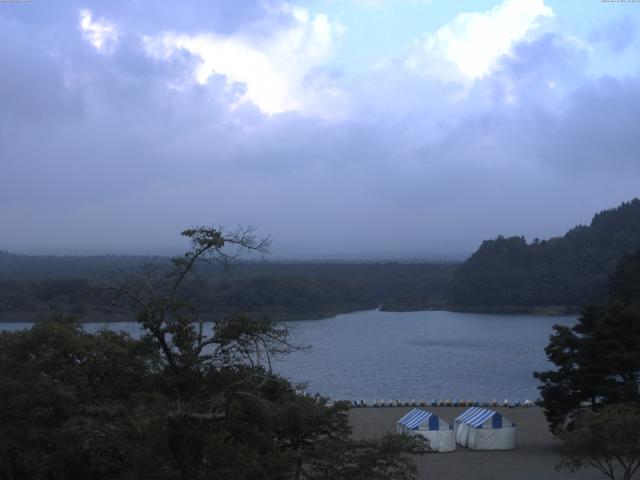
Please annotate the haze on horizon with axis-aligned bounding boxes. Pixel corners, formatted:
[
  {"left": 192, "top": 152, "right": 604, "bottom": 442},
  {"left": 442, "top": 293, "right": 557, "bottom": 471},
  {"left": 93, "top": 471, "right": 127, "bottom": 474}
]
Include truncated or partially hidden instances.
[{"left": 1, "top": 0, "right": 639, "bottom": 260}]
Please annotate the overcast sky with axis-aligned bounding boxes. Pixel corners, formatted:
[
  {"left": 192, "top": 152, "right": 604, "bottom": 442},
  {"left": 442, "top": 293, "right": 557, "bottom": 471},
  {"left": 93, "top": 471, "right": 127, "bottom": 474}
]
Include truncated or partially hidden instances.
[{"left": 1, "top": 0, "right": 639, "bottom": 259}]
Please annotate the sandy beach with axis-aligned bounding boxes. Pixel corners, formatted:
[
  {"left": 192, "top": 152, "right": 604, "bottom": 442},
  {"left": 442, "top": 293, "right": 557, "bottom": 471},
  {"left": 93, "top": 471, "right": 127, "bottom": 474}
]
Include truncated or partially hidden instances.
[{"left": 349, "top": 406, "right": 604, "bottom": 480}]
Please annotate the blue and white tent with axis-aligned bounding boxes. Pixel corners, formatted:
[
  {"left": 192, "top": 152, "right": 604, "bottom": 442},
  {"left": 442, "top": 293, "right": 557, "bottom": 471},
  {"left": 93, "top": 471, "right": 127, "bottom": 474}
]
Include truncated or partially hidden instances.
[
  {"left": 396, "top": 408, "right": 455, "bottom": 452},
  {"left": 454, "top": 407, "right": 517, "bottom": 450}
]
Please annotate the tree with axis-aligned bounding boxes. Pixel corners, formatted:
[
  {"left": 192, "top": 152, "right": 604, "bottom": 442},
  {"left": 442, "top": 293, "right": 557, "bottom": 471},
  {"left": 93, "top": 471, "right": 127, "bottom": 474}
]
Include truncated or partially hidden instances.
[
  {"left": 534, "top": 247, "right": 640, "bottom": 433},
  {"left": 0, "top": 315, "right": 164, "bottom": 479},
  {"left": 109, "top": 225, "right": 273, "bottom": 376},
  {"left": 557, "top": 404, "right": 640, "bottom": 480},
  {"left": 304, "top": 434, "right": 427, "bottom": 480},
  {"left": 0, "top": 226, "right": 424, "bottom": 480},
  {"left": 450, "top": 199, "right": 640, "bottom": 308}
]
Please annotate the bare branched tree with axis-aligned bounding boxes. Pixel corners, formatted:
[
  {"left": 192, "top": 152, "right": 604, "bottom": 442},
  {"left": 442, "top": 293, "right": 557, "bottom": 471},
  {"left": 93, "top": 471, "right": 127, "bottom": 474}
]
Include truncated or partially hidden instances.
[{"left": 106, "top": 226, "right": 305, "bottom": 418}]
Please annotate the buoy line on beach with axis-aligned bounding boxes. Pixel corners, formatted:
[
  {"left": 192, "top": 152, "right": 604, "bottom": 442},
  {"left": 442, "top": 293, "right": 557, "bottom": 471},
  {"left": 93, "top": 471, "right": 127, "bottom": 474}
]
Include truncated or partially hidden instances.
[{"left": 329, "top": 399, "right": 535, "bottom": 408}]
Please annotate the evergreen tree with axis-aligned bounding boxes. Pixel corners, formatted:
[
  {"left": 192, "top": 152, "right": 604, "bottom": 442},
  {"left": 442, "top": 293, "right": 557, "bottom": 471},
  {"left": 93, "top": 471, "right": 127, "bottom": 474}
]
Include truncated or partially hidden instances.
[{"left": 534, "top": 247, "right": 640, "bottom": 432}]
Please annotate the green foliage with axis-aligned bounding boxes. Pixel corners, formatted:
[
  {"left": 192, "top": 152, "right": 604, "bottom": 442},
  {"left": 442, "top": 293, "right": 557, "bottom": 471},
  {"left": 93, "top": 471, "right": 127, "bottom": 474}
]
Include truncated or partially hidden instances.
[
  {"left": 303, "top": 434, "right": 427, "bottom": 480},
  {"left": 450, "top": 199, "right": 640, "bottom": 307},
  {"left": 0, "top": 227, "right": 422, "bottom": 480},
  {"left": 610, "top": 248, "right": 640, "bottom": 305},
  {"left": 557, "top": 404, "right": 640, "bottom": 480},
  {"left": 0, "top": 320, "right": 344, "bottom": 479},
  {"left": 0, "top": 316, "right": 163, "bottom": 479},
  {"left": 535, "top": 247, "right": 640, "bottom": 432}
]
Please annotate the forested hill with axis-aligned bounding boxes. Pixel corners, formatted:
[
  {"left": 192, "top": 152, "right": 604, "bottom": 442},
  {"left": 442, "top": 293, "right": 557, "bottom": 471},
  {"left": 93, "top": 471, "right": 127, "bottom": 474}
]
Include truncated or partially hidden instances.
[
  {"left": 449, "top": 199, "right": 640, "bottom": 309},
  {"left": 0, "top": 253, "right": 457, "bottom": 322}
]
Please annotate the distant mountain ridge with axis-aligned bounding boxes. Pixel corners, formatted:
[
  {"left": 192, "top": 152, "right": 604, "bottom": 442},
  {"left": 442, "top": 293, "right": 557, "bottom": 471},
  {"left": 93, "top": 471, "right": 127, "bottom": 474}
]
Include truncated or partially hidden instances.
[{"left": 449, "top": 199, "right": 640, "bottom": 309}]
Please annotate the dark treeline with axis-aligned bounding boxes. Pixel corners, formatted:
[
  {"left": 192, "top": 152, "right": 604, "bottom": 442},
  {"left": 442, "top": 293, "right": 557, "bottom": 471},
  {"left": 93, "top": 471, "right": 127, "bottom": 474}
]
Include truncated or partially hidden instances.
[
  {"left": 3, "top": 198, "right": 640, "bottom": 320},
  {"left": 0, "top": 254, "right": 457, "bottom": 321},
  {"left": 449, "top": 199, "right": 640, "bottom": 309},
  {"left": 0, "top": 252, "right": 153, "bottom": 280}
]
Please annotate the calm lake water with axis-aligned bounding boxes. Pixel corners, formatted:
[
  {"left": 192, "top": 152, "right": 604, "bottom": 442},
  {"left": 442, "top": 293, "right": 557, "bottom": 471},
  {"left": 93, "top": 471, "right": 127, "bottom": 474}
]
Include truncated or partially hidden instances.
[
  {"left": 0, "top": 309, "right": 576, "bottom": 402},
  {"left": 273, "top": 309, "right": 576, "bottom": 402}
]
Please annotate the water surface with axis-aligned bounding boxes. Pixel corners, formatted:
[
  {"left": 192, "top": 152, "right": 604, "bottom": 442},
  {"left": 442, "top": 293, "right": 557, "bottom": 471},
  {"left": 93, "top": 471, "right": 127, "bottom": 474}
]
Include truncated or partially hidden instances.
[
  {"left": 273, "top": 309, "right": 576, "bottom": 402},
  {"left": 1, "top": 309, "right": 575, "bottom": 402}
]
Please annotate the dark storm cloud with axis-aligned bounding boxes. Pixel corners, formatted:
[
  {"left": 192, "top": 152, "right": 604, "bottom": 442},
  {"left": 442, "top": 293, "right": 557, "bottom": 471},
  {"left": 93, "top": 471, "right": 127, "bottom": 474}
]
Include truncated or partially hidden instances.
[{"left": 0, "top": 3, "right": 638, "bottom": 258}]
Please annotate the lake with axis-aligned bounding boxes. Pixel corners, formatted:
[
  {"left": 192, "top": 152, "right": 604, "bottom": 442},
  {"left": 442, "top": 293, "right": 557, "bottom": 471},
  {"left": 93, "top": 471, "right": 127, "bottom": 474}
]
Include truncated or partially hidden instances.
[
  {"left": 0, "top": 309, "right": 575, "bottom": 402},
  {"left": 273, "top": 309, "right": 576, "bottom": 402}
]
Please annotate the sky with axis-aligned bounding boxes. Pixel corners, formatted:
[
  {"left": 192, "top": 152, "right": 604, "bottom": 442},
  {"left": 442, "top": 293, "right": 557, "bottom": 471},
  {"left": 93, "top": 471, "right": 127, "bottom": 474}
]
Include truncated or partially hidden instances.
[{"left": 1, "top": 0, "right": 639, "bottom": 259}]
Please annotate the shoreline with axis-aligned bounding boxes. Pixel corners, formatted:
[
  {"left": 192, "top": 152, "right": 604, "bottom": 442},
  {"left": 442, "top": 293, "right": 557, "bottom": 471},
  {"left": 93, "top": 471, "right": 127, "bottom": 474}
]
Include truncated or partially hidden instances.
[
  {"left": 380, "top": 305, "right": 580, "bottom": 316},
  {"left": 0, "top": 304, "right": 580, "bottom": 324},
  {"left": 349, "top": 406, "right": 602, "bottom": 480}
]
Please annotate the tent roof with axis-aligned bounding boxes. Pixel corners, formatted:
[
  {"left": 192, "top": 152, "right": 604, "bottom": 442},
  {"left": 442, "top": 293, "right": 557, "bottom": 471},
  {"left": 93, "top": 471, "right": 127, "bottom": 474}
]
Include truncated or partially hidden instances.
[
  {"left": 455, "top": 407, "right": 502, "bottom": 427},
  {"left": 397, "top": 408, "right": 437, "bottom": 430}
]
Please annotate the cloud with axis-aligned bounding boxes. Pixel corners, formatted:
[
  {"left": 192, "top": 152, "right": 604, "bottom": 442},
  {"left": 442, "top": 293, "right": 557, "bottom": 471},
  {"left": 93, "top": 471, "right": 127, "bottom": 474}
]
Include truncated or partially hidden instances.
[
  {"left": 406, "top": 0, "right": 553, "bottom": 81},
  {"left": 589, "top": 16, "right": 637, "bottom": 52},
  {"left": 351, "top": 0, "right": 433, "bottom": 8},
  {"left": 143, "top": 5, "right": 344, "bottom": 116},
  {"left": 79, "top": 9, "right": 119, "bottom": 53},
  {"left": 0, "top": 1, "right": 639, "bottom": 258}
]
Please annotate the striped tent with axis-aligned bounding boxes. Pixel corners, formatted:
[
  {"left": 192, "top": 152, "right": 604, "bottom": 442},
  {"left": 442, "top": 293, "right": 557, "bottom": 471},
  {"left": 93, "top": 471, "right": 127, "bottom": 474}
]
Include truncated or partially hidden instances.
[
  {"left": 454, "top": 407, "right": 517, "bottom": 450},
  {"left": 396, "top": 408, "right": 455, "bottom": 452}
]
